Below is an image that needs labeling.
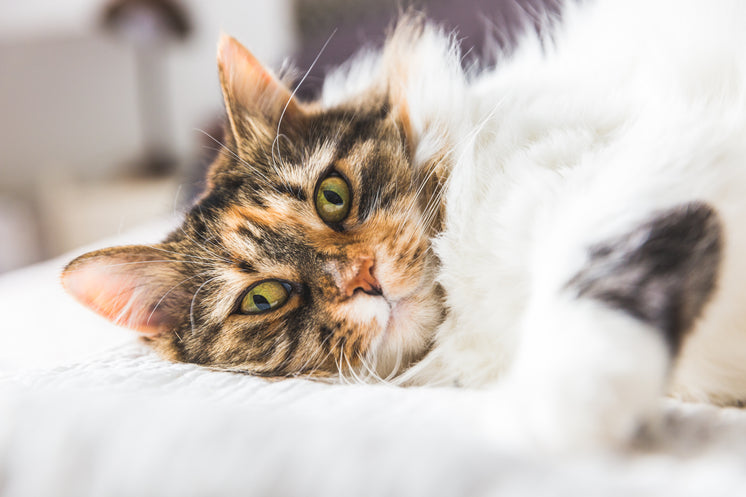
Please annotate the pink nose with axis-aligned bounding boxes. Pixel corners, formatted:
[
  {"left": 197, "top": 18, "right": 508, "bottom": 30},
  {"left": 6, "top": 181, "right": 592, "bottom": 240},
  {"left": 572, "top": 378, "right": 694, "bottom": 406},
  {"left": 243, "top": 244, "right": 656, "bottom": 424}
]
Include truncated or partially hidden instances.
[{"left": 344, "top": 256, "right": 382, "bottom": 297}]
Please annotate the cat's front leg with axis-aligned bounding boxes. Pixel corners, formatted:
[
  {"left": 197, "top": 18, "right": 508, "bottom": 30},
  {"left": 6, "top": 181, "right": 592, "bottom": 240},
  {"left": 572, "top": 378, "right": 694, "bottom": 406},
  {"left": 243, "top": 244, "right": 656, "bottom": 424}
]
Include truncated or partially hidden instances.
[
  {"left": 501, "top": 202, "right": 722, "bottom": 451},
  {"left": 503, "top": 299, "right": 669, "bottom": 450}
]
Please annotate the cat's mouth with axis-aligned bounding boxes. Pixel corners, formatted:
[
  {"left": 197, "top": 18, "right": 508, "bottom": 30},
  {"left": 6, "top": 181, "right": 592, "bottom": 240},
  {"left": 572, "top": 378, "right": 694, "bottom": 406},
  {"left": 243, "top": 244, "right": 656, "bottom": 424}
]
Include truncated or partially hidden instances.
[
  {"left": 358, "top": 291, "right": 438, "bottom": 378},
  {"left": 359, "top": 275, "right": 437, "bottom": 341},
  {"left": 343, "top": 278, "right": 411, "bottom": 333},
  {"left": 337, "top": 247, "right": 440, "bottom": 375}
]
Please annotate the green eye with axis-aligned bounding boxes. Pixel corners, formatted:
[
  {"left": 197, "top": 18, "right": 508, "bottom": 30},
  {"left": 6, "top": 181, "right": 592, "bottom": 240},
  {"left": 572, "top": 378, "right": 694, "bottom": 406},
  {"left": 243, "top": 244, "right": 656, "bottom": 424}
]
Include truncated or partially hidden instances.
[
  {"left": 240, "top": 280, "right": 292, "bottom": 315},
  {"left": 315, "top": 174, "right": 351, "bottom": 224}
]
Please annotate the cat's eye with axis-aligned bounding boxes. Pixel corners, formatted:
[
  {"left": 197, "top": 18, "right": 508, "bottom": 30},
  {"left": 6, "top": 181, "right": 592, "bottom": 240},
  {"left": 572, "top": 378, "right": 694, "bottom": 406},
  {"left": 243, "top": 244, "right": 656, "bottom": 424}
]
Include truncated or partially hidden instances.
[
  {"left": 240, "top": 280, "right": 292, "bottom": 315},
  {"left": 315, "top": 174, "right": 351, "bottom": 224}
]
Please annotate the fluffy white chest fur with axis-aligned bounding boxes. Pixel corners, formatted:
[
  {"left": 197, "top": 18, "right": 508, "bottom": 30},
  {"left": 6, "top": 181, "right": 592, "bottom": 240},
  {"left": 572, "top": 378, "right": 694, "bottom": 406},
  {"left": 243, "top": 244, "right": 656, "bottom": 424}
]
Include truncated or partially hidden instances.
[{"left": 363, "top": 0, "right": 746, "bottom": 447}]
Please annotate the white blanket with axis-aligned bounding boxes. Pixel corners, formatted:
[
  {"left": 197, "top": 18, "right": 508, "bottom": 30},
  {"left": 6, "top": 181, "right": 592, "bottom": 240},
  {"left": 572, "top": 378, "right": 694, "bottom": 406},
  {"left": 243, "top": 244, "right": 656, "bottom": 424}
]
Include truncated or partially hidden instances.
[{"left": 3, "top": 220, "right": 746, "bottom": 496}]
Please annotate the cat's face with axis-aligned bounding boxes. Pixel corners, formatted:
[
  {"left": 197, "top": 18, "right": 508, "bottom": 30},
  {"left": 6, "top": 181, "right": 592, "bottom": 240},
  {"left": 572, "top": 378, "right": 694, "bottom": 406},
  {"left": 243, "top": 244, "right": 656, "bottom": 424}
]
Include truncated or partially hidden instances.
[{"left": 62, "top": 35, "right": 445, "bottom": 378}]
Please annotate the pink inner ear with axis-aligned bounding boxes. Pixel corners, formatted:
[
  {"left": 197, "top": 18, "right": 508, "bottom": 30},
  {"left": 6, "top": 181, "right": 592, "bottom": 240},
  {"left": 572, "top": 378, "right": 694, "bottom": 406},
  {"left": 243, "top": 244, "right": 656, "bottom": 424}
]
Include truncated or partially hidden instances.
[
  {"left": 218, "top": 34, "right": 274, "bottom": 89},
  {"left": 217, "top": 34, "right": 299, "bottom": 122},
  {"left": 62, "top": 261, "right": 166, "bottom": 336}
]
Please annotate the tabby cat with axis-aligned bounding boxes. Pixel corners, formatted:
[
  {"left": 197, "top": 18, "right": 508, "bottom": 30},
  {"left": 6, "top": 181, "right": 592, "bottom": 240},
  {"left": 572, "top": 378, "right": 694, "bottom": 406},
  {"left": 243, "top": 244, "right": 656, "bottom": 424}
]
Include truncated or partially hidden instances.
[{"left": 63, "top": 0, "right": 746, "bottom": 449}]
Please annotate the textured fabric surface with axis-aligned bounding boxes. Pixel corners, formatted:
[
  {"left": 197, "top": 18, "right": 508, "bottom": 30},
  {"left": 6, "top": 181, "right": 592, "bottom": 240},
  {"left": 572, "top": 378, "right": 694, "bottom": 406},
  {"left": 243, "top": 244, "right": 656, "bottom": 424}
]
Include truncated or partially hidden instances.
[{"left": 2, "top": 341, "right": 746, "bottom": 496}]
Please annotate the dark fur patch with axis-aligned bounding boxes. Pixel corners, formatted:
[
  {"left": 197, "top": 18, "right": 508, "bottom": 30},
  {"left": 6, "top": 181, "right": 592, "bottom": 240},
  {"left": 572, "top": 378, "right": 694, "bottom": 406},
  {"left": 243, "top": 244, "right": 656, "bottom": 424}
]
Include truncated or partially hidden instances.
[{"left": 567, "top": 202, "right": 722, "bottom": 353}]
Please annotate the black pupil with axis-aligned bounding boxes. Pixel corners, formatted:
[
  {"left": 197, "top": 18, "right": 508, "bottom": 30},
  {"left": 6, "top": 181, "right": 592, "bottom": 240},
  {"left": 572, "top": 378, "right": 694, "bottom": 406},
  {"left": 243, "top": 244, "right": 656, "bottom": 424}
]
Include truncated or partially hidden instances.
[
  {"left": 253, "top": 294, "right": 271, "bottom": 311},
  {"left": 323, "top": 190, "right": 343, "bottom": 205}
]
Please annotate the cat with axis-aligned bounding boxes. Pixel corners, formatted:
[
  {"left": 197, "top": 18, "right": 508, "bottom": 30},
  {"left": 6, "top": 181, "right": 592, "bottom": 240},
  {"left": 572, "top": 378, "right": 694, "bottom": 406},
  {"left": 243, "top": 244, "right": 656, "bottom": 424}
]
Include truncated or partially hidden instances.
[{"left": 62, "top": 0, "right": 746, "bottom": 450}]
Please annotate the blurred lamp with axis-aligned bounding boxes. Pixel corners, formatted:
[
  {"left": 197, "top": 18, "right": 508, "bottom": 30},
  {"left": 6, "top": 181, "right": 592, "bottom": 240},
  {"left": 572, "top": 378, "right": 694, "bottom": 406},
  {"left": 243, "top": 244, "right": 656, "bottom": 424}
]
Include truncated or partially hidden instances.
[{"left": 101, "top": 0, "right": 192, "bottom": 176}]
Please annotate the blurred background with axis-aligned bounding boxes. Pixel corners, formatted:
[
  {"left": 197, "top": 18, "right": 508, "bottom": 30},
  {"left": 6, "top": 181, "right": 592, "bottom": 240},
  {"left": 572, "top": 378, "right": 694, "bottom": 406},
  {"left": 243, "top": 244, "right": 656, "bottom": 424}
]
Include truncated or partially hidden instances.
[{"left": 0, "top": 0, "right": 557, "bottom": 274}]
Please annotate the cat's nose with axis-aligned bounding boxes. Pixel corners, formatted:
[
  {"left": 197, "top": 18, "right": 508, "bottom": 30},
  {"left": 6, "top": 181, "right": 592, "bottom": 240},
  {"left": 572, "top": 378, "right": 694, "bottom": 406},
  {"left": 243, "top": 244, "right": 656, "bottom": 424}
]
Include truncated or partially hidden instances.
[{"left": 344, "top": 256, "right": 382, "bottom": 297}]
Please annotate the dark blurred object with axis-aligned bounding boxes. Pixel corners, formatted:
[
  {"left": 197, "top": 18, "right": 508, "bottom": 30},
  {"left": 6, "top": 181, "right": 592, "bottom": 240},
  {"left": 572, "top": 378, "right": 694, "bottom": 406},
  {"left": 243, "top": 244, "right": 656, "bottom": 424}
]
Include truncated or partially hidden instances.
[
  {"left": 101, "top": 0, "right": 193, "bottom": 177},
  {"left": 292, "top": 0, "right": 561, "bottom": 99},
  {"left": 102, "top": 0, "right": 191, "bottom": 41}
]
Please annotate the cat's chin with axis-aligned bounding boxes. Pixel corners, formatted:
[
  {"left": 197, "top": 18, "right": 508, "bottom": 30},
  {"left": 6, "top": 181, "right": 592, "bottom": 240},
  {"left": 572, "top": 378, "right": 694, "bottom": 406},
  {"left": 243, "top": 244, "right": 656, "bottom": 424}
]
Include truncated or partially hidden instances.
[
  {"left": 342, "top": 292, "right": 392, "bottom": 328},
  {"left": 362, "top": 289, "right": 442, "bottom": 379}
]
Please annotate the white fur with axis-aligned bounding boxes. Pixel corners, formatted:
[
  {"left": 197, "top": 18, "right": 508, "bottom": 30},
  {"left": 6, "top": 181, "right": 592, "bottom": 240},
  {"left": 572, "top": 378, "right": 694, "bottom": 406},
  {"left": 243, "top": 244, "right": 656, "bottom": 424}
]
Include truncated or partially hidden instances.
[{"left": 334, "top": 0, "right": 746, "bottom": 449}]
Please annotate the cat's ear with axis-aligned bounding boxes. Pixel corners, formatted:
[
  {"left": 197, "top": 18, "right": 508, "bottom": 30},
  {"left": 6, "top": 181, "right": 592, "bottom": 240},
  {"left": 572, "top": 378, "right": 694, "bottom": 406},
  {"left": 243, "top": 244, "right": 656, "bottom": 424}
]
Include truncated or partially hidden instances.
[
  {"left": 61, "top": 245, "right": 187, "bottom": 336},
  {"left": 217, "top": 34, "right": 303, "bottom": 140},
  {"left": 381, "top": 16, "right": 464, "bottom": 157}
]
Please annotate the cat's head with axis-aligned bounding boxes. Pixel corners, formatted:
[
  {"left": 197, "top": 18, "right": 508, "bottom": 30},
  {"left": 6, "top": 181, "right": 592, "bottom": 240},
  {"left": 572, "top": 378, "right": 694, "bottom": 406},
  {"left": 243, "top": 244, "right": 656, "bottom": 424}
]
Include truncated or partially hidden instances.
[{"left": 62, "top": 21, "right": 461, "bottom": 379}]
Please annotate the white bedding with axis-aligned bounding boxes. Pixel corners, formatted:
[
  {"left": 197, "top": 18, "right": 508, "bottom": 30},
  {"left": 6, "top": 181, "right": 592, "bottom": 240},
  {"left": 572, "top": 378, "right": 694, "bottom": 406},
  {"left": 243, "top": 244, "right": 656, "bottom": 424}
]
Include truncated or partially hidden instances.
[{"left": 3, "top": 220, "right": 746, "bottom": 496}]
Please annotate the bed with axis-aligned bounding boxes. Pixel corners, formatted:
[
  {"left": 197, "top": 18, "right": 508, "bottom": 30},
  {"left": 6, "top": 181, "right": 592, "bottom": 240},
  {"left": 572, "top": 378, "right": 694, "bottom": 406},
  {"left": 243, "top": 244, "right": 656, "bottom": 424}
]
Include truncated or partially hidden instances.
[{"left": 2, "top": 218, "right": 746, "bottom": 496}]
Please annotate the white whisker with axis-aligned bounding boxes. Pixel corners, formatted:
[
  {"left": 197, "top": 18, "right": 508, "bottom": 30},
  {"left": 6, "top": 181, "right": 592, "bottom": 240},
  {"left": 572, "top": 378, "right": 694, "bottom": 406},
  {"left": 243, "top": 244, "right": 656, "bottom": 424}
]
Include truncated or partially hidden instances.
[
  {"left": 189, "top": 276, "right": 220, "bottom": 336},
  {"left": 271, "top": 29, "right": 338, "bottom": 187},
  {"left": 196, "top": 128, "right": 281, "bottom": 194},
  {"left": 147, "top": 270, "right": 213, "bottom": 327}
]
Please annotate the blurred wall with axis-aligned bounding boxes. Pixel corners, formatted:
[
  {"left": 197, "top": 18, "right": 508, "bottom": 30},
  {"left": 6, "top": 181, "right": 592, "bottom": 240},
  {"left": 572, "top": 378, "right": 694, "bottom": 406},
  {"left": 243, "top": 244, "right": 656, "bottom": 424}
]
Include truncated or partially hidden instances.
[
  {"left": 0, "top": 0, "right": 295, "bottom": 270},
  {"left": 0, "top": 0, "right": 296, "bottom": 187},
  {"left": 0, "top": 36, "right": 141, "bottom": 185}
]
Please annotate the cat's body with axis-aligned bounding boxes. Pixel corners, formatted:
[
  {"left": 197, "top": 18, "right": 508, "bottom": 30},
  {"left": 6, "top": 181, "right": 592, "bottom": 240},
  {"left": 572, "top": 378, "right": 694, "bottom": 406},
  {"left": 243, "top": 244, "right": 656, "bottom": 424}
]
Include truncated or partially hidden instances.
[
  {"left": 413, "top": 0, "right": 746, "bottom": 396},
  {"left": 63, "top": 0, "right": 746, "bottom": 449},
  {"left": 392, "top": 0, "right": 746, "bottom": 446}
]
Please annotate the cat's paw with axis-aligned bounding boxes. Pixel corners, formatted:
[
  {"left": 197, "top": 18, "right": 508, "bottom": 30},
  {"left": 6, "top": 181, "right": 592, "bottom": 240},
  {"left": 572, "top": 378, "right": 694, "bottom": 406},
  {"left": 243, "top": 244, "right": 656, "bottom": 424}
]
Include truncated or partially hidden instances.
[
  {"left": 485, "top": 305, "right": 669, "bottom": 452},
  {"left": 480, "top": 368, "right": 663, "bottom": 453},
  {"left": 509, "top": 367, "right": 660, "bottom": 452}
]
